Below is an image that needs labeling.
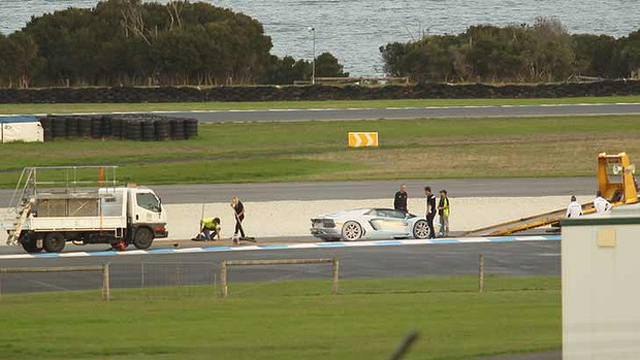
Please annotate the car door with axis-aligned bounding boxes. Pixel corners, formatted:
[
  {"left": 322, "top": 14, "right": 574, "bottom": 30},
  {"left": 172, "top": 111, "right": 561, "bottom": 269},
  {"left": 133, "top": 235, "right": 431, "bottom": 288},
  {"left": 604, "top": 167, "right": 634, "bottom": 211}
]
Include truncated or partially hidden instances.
[{"left": 368, "top": 209, "right": 410, "bottom": 238}]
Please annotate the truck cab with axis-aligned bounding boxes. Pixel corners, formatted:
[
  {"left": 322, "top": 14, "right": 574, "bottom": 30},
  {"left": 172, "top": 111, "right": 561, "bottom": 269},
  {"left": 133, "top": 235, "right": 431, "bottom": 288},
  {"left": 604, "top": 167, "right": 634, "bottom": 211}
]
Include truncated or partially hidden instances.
[{"left": 126, "top": 186, "right": 168, "bottom": 249}]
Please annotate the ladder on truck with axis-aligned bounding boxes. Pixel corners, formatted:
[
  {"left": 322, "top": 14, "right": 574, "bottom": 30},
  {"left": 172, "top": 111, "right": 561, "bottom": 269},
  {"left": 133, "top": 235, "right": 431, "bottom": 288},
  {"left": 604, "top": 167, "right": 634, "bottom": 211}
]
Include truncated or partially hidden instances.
[{"left": 5, "top": 166, "right": 118, "bottom": 245}]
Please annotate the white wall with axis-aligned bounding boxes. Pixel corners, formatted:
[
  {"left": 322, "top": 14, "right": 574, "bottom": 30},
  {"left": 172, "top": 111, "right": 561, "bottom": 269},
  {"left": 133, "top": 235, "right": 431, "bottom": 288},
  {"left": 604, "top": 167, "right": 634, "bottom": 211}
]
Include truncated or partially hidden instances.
[{"left": 562, "top": 208, "right": 640, "bottom": 359}]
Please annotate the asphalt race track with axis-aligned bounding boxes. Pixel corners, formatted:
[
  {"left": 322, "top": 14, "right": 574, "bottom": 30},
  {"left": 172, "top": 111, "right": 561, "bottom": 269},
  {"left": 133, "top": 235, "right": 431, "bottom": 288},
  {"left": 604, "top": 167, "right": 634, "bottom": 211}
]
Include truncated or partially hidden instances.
[
  {"left": 0, "top": 177, "right": 594, "bottom": 207},
  {"left": 0, "top": 240, "right": 559, "bottom": 294},
  {"left": 157, "top": 103, "right": 640, "bottom": 123}
]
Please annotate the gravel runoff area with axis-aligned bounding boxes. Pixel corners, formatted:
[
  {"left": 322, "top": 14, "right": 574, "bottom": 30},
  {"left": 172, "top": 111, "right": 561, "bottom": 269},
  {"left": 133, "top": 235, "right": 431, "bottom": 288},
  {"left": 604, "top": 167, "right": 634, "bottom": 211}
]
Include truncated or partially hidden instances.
[
  {"left": 159, "top": 196, "right": 590, "bottom": 240},
  {"left": 1, "top": 196, "right": 584, "bottom": 243}
]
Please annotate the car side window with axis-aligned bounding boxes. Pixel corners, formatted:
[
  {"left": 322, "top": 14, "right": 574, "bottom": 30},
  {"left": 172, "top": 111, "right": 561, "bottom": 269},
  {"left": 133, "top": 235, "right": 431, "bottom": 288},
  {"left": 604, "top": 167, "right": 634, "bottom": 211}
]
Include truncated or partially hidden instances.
[
  {"left": 390, "top": 210, "right": 407, "bottom": 219},
  {"left": 136, "top": 193, "right": 160, "bottom": 213}
]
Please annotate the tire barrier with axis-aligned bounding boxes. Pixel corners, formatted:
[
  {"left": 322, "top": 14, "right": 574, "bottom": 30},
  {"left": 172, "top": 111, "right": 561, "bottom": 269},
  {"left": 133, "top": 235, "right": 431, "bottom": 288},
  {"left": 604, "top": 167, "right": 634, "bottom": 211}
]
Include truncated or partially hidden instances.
[
  {"left": 154, "top": 120, "right": 171, "bottom": 141},
  {"left": 142, "top": 120, "right": 156, "bottom": 141},
  {"left": 78, "top": 117, "right": 93, "bottom": 138},
  {"left": 2, "top": 80, "right": 640, "bottom": 103},
  {"left": 91, "top": 117, "right": 103, "bottom": 139},
  {"left": 37, "top": 114, "right": 197, "bottom": 142},
  {"left": 65, "top": 117, "right": 79, "bottom": 138},
  {"left": 185, "top": 118, "right": 198, "bottom": 139},
  {"left": 52, "top": 116, "right": 67, "bottom": 138},
  {"left": 170, "top": 119, "right": 186, "bottom": 140},
  {"left": 39, "top": 117, "right": 53, "bottom": 141},
  {"left": 125, "top": 119, "right": 142, "bottom": 141}
]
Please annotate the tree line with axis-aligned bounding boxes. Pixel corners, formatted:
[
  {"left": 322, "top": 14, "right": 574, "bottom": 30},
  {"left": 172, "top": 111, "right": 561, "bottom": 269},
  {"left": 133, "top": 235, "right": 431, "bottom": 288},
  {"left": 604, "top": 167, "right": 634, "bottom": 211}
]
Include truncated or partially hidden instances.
[
  {"left": 0, "top": 0, "right": 347, "bottom": 88},
  {"left": 380, "top": 18, "right": 640, "bottom": 83}
]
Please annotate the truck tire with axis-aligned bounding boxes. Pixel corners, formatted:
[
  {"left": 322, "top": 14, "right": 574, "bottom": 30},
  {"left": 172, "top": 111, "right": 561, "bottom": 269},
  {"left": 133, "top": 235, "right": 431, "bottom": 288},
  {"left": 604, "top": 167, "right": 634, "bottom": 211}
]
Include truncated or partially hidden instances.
[
  {"left": 21, "top": 237, "right": 43, "bottom": 253},
  {"left": 133, "top": 228, "right": 154, "bottom": 250},
  {"left": 43, "top": 232, "right": 66, "bottom": 253}
]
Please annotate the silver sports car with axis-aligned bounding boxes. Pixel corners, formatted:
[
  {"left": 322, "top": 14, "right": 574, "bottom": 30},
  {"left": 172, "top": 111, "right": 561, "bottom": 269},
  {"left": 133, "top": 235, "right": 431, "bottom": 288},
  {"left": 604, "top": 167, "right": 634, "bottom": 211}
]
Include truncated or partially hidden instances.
[{"left": 310, "top": 208, "right": 438, "bottom": 241}]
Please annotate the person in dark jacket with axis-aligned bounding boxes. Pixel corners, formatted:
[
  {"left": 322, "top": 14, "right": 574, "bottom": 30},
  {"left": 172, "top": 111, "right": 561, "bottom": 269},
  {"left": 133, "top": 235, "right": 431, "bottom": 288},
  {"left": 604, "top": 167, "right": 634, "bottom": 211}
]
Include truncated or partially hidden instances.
[
  {"left": 231, "top": 197, "right": 245, "bottom": 244},
  {"left": 424, "top": 186, "right": 436, "bottom": 239},
  {"left": 394, "top": 184, "right": 408, "bottom": 212}
]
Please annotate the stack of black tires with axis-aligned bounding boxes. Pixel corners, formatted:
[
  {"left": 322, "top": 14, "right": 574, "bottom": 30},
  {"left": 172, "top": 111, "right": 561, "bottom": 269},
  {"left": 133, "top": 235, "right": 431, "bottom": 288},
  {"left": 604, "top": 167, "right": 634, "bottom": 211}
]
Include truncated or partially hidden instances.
[{"left": 38, "top": 114, "right": 198, "bottom": 142}]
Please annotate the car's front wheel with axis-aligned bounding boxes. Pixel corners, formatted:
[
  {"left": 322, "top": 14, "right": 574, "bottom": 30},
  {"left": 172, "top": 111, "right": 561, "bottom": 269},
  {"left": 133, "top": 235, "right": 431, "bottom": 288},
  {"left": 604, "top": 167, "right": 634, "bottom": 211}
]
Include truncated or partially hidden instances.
[
  {"left": 413, "top": 220, "right": 430, "bottom": 239},
  {"left": 341, "top": 221, "right": 363, "bottom": 241}
]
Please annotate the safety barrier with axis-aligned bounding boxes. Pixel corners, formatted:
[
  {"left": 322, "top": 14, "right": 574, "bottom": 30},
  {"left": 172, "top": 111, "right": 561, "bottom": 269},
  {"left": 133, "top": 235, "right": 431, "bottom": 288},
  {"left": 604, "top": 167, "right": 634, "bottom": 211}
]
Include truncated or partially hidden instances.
[{"left": 220, "top": 258, "right": 339, "bottom": 297}]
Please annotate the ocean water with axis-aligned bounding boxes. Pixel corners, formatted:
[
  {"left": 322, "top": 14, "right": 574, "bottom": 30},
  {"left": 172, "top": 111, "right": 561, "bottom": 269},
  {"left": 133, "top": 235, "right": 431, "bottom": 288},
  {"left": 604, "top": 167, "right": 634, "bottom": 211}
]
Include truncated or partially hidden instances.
[{"left": 1, "top": 0, "right": 638, "bottom": 75}]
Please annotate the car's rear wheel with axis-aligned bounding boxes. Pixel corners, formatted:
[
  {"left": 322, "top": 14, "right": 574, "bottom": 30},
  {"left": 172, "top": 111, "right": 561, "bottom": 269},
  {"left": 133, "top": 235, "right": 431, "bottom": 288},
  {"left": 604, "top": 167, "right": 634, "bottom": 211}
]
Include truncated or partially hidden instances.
[
  {"left": 341, "top": 221, "right": 363, "bottom": 241},
  {"left": 413, "top": 220, "right": 430, "bottom": 239}
]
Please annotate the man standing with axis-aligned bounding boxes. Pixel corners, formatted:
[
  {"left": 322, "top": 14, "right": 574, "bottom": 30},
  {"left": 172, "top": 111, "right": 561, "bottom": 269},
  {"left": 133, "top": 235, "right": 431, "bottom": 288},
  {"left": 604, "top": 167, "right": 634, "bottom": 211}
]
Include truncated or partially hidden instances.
[
  {"left": 394, "top": 184, "right": 408, "bottom": 212},
  {"left": 594, "top": 191, "right": 612, "bottom": 213},
  {"left": 565, "top": 196, "right": 582, "bottom": 218},
  {"left": 424, "top": 186, "right": 436, "bottom": 239},
  {"left": 231, "top": 197, "right": 246, "bottom": 244},
  {"left": 437, "top": 190, "right": 450, "bottom": 237}
]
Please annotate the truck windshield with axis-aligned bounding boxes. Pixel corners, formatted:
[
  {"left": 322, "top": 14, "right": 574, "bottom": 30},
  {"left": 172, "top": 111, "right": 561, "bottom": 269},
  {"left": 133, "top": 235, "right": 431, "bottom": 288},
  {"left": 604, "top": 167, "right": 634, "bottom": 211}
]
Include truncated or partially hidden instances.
[{"left": 136, "top": 193, "right": 160, "bottom": 212}]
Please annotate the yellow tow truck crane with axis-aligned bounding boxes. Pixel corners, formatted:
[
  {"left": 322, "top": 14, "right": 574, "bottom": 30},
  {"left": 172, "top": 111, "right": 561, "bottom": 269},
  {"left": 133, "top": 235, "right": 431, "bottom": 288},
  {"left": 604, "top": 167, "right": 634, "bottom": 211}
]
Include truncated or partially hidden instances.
[{"left": 464, "top": 152, "right": 638, "bottom": 237}]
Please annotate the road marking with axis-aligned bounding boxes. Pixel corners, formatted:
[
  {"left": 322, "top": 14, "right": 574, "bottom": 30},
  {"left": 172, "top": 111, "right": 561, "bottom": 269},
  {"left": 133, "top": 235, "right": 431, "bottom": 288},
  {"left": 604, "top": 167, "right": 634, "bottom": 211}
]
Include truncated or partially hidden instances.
[
  {"left": 2, "top": 103, "right": 640, "bottom": 118},
  {"left": 0, "top": 235, "right": 560, "bottom": 260}
]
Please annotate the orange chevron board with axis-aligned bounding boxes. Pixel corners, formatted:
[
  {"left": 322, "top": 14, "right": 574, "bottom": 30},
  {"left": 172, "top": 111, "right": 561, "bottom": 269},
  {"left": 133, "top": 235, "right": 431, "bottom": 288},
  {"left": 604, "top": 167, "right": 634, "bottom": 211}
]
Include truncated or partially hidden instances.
[{"left": 348, "top": 132, "right": 379, "bottom": 147}]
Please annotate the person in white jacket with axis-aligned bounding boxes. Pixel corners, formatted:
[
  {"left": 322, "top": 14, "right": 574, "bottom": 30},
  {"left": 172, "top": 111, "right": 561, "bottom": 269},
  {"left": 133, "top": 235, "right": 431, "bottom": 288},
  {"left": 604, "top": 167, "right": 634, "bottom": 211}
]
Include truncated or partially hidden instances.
[
  {"left": 593, "top": 191, "right": 612, "bottom": 213},
  {"left": 566, "top": 196, "right": 582, "bottom": 218}
]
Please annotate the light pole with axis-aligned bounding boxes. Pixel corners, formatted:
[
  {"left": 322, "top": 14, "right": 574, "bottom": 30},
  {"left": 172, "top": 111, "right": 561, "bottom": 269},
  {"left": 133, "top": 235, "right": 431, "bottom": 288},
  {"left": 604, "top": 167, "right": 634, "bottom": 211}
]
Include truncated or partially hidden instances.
[{"left": 308, "top": 26, "right": 316, "bottom": 85}]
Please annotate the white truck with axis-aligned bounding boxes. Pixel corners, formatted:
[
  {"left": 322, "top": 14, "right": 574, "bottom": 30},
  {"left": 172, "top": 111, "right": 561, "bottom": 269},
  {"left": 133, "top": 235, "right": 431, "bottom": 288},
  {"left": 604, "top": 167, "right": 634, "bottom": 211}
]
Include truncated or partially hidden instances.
[{"left": 4, "top": 166, "right": 168, "bottom": 253}]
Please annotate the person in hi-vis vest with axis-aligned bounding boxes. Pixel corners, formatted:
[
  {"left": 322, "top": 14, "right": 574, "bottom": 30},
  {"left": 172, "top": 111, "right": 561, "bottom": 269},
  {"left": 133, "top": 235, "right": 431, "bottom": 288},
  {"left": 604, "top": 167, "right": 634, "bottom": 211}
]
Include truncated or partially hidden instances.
[{"left": 438, "top": 190, "right": 450, "bottom": 237}]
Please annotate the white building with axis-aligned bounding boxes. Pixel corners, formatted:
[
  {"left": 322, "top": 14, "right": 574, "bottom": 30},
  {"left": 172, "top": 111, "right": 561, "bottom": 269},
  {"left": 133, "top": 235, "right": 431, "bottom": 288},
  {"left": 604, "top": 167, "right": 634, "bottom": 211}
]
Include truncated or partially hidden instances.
[{"left": 561, "top": 204, "right": 640, "bottom": 359}]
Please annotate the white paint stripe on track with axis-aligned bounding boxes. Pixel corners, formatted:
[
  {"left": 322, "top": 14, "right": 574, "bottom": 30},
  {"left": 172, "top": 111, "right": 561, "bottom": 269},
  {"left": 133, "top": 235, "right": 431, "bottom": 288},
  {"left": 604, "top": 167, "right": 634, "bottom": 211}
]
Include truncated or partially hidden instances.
[
  {"left": 0, "top": 235, "right": 560, "bottom": 260},
  {"left": 3, "top": 103, "right": 640, "bottom": 118}
]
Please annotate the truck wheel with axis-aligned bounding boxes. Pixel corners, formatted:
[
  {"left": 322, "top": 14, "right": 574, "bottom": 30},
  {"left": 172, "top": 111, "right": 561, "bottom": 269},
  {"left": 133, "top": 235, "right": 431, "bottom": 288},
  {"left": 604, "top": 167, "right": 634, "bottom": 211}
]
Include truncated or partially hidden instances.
[
  {"left": 43, "top": 232, "right": 66, "bottom": 253},
  {"left": 21, "top": 238, "right": 43, "bottom": 253},
  {"left": 133, "top": 228, "right": 154, "bottom": 250}
]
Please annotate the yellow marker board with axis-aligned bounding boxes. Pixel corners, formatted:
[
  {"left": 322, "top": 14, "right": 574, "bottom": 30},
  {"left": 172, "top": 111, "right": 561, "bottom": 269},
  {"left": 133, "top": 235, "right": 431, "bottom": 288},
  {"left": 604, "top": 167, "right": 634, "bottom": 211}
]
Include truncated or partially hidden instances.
[{"left": 348, "top": 132, "right": 379, "bottom": 147}]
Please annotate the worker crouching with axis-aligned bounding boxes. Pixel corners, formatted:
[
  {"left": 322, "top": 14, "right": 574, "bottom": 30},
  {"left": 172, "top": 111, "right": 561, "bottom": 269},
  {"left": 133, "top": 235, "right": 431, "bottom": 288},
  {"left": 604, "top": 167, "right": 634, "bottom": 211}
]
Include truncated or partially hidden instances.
[{"left": 193, "top": 217, "right": 221, "bottom": 241}]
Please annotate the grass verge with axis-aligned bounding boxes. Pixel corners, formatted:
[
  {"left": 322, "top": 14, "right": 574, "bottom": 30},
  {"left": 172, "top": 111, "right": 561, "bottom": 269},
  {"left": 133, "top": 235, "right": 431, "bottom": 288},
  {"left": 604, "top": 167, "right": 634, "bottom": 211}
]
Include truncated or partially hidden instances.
[
  {"left": 1, "top": 95, "right": 640, "bottom": 114},
  {"left": 0, "top": 115, "right": 638, "bottom": 187},
  {"left": 0, "top": 276, "right": 560, "bottom": 360}
]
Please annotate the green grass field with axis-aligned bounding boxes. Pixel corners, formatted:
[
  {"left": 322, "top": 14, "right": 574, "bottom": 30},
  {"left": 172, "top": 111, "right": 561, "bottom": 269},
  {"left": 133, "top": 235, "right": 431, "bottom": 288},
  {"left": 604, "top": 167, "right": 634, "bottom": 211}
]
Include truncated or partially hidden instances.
[
  {"left": 0, "top": 276, "right": 561, "bottom": 360},
  {"left": 1, "top": 95, "right": 639, "bottom": 114},
  {"left": 0, "top": 114, "right": 638, "bottom": 188}
]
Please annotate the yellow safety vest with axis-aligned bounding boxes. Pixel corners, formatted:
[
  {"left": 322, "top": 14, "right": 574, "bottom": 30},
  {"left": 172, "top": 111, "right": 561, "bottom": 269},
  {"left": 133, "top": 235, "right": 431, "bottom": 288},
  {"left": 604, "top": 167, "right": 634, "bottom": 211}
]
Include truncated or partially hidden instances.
[
  {"left": 201, "top": 218, "right": 220, "bottom": 231},
  {"left": 442, "top": 198, "right": 450, "bottom": 217}
]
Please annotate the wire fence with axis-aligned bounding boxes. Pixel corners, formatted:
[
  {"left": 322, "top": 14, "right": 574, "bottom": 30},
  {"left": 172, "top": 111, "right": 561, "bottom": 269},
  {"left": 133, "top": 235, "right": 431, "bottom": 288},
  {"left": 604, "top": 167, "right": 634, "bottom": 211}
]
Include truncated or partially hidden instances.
[{"left": 0, "top": 249, "right": 561, "bottom": 301}]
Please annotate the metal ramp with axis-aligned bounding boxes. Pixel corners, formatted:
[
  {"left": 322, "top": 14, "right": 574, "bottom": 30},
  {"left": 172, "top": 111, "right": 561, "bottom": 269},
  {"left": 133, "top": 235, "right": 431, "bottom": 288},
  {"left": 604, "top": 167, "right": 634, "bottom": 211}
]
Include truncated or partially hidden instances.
[
  {"left": 465, "top": 152, "right": 639, "bottom": 237},
  {"left": 4, "top": 166, "right": 118, "bottom": 245},
  {"left": 463, "top": 198, "right": 637, "bottom": 237}
]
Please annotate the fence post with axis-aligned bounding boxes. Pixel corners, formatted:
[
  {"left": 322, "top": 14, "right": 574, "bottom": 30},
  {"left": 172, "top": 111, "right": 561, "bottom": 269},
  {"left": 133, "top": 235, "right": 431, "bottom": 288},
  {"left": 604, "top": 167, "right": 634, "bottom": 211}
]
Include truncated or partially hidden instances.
[
  {"left": 478, "top": 254, "right": 484, "bottom": 293},
  {"left": 221, "top": 261, "right": 228, "bottom": 298},
  {"left": 102, "top": 263, "right": 110, "bottom": 300},
  {"left": 332, "top": 259, "right": 339, "bottom": 295}
]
